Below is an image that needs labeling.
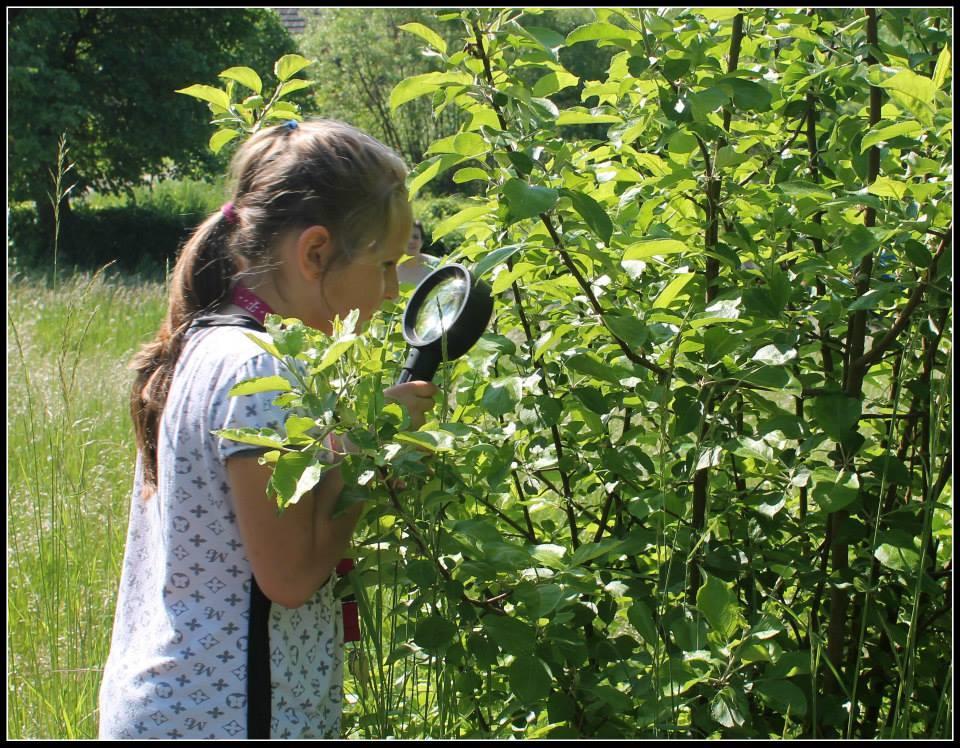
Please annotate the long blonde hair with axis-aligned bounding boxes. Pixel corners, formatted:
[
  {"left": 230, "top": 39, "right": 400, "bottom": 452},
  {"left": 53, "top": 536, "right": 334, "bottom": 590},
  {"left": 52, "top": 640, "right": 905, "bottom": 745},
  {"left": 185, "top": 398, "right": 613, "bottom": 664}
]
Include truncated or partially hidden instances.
[{"left": 130, "top": 119, "right": 409, "bottom": 497}]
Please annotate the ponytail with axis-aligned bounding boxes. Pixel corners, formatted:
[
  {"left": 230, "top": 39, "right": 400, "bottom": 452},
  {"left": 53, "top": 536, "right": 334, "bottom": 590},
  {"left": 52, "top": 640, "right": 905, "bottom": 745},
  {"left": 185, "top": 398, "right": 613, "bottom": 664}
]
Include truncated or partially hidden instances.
[{"left": 130, "top": 210, "right": 237, "bottom": 498}]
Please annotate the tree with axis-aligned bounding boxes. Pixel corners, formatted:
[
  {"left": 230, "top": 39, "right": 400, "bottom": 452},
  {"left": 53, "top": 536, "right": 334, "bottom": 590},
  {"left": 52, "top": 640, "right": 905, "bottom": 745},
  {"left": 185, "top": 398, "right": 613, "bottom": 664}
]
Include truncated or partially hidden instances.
[
  {"left": 298, "top": 8, "right": 467, "bottom": 188},
  {"left": 8, "top": 8, "right": 297, "bottom": 246}
]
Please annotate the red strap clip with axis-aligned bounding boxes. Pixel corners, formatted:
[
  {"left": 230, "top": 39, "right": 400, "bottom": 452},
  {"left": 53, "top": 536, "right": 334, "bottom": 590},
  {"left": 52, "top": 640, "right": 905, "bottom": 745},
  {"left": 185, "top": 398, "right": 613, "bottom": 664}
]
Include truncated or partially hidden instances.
[{"left": 336, "top": 558, "right": 360, "bottom": 642}]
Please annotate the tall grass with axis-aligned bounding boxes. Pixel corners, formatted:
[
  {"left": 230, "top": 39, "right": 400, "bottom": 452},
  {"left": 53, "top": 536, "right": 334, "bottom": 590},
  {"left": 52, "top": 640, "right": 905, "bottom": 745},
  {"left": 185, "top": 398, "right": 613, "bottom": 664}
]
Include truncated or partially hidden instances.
[{"left": 7, "top": 270, "right": 167, "bottom": 738}]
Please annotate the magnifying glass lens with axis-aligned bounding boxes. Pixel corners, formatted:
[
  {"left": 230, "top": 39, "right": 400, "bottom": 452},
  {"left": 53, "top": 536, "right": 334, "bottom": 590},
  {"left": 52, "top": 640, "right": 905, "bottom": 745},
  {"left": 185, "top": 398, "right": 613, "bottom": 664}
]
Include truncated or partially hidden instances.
[{"left": 413, "top": 276, "right": 468, "bottom": 342}]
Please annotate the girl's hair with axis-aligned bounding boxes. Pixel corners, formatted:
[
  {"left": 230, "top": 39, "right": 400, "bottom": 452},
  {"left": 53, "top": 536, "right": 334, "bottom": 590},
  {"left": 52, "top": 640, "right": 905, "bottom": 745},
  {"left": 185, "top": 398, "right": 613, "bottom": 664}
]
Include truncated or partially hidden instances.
[{"left": 130, "top": 119, "right": 409, "bottom": 498}]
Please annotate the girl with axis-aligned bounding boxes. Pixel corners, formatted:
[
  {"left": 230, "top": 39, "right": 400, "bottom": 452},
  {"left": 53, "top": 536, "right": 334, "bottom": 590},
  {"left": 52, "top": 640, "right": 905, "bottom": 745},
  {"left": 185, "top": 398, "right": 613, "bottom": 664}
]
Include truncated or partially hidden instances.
[
  {"left": 396, "top": 219, "right": 440, "bottom": 288},
  {"left": 98, "top": 119, "right": 437, "bottom": 739}
]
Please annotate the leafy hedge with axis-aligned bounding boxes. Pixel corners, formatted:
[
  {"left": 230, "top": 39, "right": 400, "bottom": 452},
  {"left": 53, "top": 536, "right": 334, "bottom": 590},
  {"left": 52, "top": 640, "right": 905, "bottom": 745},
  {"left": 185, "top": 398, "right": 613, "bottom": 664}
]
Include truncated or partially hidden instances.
[{"left": 217, "top": 8, "right": 951, "bottom": 740}]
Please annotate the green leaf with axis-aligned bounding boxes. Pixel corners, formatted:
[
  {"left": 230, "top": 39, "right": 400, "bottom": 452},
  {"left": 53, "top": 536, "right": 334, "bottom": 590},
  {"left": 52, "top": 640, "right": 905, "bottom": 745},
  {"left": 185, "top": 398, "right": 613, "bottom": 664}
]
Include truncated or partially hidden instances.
[
  {"left": 811, "top": 468, "right": 860, "bottom": 513},
  {"left": 395, "top": 430, "right": 455, "bottom": 453},
  {"left": 605, "top": 313, "right": 649, "bottom": 348},
  {"left": 408, "top": 153, "right": 466, "bottom": 198},
  {"left": 502, "top": 178, "right": 558, "bottom": 220},
  {"left": 175, "top": 84, "right": 230, "bottom": 111},
  {"left": 696, "top": 573, "right": 741, "bottom": 639},
  {"left": 566, "top": 22, "right": 639, "bottom": 46},
  {"left": 530, "top": 544, "right": 567, "bottom": 569},
  {"left": 721, "top": 77, "right": 772, "bottom": 112},
  {"left": 215, "top": 427, "right": 284, "bottom": 450},
  {"left": 426, "top": 132, "right": 489, "bottom": 157},
  {"left": 219, "top": 66, "right": 262, "bottom": 95},
  {"left": 623, "top": 238, "right": 690, "bottom": 260},
  {"left": 209, "top": 128, "right": 241, "bottom": 154},
  {"left": 474, "top": 244, "right": 526, "bottom": 277},
  {"left": 740, "top": 366, "right": 800, "bottom": 395},
  {"left": 710, "top": 686, "right": 748, "bottom": 728},
  {"left": 873, "top": 68, "right": 938, "bottom": 117},
  {"left": 567, "top": 352, "right": 631, "bottom": 385},
  {"left": 482, "top": 614, "right": 537, "bottom": 655},
  {"left": 652, "top": 273, "right": 695, "bottom": 309},
  {"left": 868, "top": 176, "right": 908, "bottom": 200},
  {"left": 269, "top": 451, "right": 328, "bottom": 509},
  {"left": 532, "top": 71, "right": 580, "bottom": 98},
  {"left": 874, "top": 543, "right": 921, "bottom": 573},
  {"left": 398, "top": 22, "right": 447, "bottom": 54},
  {"left": 752, "top": 344, "right": 797, "bottom": 366},
  {"left": 689, "top": 87, "right": 730, "bottom": 121},
  {"left": 481, "top": 376, "right": 521, "bottom": 417},
  {"left": 755, "top": 679, "right": 808, "bottom": 717},
  {"left": 414, "top": 615, "right": 458, "bottom": 653},
  {"left": 274, "top": 54, "right": 313, "bottom": 82},
  {"left": 810, "top": 394, "right": 862, "bottom": 439},
  {"left": 510, "top": 655, "right": 553, "bottom": 703},
  {"left": 568, "top": 537, "right": 624, "bottom": 567},
  {"left": 453, "top": 167, "right": 489, "bottom": 184},
  {"left": 628, "top": 601, "right": 659, "bottom": 646},
  {"left": 556, "top": 108, "right": 622, "bottom": 125},
  {"left": 406, "top": 559, "right": 438, "bottom": 587},
  {"left": 228, "top": 375, "right": 293, "bottom": 396},
  {"left": 432, "top": 204, "right": 491, "bottom": 241},
  {"left": 277, "top": 79, "right": 313, "bottom": 99},
  {"left": 283, "top": 415, "right": 317, "bottom": 441},
  {"left": 777, "top": 181, "right": 834, "bottom": 201},
  {"left": 847, "top": 285, "right": 900, "bottom": 312},
  {"left": 561, "top": 189, "right": 613, "bottom": 245},
  {"left": 861, "top": 120, "right": 923, "bottom": 153},
  {"left": 932, "top": 44, "right": 951, "bottom": 89},
  {"left": 390, "top": 71, "right": 473, "bottom": 110}
]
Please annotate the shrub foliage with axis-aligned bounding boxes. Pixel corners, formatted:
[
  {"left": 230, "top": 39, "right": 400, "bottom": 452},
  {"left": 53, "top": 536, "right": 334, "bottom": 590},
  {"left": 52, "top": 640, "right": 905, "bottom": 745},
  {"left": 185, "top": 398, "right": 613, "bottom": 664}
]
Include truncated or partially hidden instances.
[{"left": 205, "top": 8, "right": 952, "bottom": 739}]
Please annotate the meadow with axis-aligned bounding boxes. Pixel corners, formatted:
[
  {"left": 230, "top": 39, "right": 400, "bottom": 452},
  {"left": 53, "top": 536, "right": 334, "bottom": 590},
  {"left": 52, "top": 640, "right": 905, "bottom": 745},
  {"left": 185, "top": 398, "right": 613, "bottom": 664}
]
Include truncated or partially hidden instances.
[{"left": 7, "top": 270, "right": 167, "bottom": 738}]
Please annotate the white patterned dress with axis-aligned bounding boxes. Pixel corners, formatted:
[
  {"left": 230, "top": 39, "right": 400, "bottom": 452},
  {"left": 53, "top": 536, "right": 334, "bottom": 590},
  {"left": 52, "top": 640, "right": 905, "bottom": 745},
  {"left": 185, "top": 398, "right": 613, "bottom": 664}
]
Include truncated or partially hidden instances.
[{"left": 99, "top": 323, "right": 345, "bottom": 739}]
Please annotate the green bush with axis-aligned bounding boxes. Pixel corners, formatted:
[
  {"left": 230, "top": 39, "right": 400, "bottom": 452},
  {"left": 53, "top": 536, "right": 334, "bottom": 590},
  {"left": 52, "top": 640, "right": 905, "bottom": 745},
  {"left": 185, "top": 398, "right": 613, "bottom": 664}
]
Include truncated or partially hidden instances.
[{"left": 8, "top": 178, "right": 226, "bottom": 278}]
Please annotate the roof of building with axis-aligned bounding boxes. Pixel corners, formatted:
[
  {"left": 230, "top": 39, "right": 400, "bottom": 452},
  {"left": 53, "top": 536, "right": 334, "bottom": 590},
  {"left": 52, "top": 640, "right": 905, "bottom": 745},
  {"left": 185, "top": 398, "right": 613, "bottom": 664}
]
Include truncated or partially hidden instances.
[{"left": 274, "top": 7, "right": 307, "bottom": 35}]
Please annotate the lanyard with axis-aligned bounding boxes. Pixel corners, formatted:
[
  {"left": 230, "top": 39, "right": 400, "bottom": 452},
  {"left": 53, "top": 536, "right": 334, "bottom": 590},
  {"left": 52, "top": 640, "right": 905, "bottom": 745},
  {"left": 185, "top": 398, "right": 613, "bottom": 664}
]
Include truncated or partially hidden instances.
[{"left": 231, "top": 283, "right": 274, "bottom": 325}]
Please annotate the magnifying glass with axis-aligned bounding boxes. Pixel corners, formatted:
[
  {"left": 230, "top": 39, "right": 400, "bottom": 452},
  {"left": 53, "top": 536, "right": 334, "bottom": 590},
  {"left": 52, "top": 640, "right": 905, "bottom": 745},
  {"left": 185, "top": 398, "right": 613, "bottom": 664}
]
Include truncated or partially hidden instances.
[{"left": 397, "top": 263, "right": 494, "bottom": 384}]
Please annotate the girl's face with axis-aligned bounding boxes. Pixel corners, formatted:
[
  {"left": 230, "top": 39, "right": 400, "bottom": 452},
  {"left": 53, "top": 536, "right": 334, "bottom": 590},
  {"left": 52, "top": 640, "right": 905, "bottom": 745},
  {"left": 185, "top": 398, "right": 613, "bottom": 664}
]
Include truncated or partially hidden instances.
[
  {"left": 407, "top": 225, "right": 423, "bottom": 256},
  {"left": 307, "top": 216, "right": 411, "bottom": 332}
]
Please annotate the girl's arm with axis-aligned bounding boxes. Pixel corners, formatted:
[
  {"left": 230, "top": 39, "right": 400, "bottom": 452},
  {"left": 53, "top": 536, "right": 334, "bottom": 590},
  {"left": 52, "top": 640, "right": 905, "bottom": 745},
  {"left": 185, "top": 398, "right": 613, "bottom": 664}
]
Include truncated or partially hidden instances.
[
  {"left": 226, "top": 380, "right": 437, "bottom": 609},
  {"left": 226, "top": 455, "right": 361, "bottom": 609}
]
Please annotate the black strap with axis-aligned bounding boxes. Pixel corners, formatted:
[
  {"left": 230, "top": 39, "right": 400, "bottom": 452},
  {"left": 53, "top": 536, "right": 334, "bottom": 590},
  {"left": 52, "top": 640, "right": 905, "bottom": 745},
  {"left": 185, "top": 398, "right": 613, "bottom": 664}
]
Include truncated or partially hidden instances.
[
  {"left": 247, "top": 575, "right": 273, "bottom": 738},
  {"left": 188, "top": 313, "right": 267, "bottom": 334}
]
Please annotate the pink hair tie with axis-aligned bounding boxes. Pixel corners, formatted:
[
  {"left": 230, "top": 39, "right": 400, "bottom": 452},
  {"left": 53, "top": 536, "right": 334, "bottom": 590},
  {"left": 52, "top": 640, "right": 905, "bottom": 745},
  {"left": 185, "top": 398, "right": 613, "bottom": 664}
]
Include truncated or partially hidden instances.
[{"left": 221, "top": 201, "right": 238, "bottom": 224}]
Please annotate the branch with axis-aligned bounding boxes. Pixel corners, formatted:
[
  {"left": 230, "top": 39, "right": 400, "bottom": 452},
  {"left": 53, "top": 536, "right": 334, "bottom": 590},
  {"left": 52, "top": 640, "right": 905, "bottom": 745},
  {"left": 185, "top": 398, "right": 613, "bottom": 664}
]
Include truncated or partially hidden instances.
[{"left": 854, "top": 227, "right": 950, "bottom": 370}]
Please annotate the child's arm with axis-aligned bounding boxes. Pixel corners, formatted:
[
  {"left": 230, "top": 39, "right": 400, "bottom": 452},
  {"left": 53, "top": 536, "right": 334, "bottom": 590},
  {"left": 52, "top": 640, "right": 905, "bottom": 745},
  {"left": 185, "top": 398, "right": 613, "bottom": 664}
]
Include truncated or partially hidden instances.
[
  {"left": 226, "top": 380, "right": 437, "bottom": 609},
  {"left": 226, "top": 456, "right": 360, "bottom": 609}
]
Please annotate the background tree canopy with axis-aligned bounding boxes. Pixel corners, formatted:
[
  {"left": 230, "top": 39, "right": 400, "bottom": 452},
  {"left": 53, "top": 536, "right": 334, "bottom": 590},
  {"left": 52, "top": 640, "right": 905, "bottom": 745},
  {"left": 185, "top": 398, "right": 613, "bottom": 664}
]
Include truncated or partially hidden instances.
[
  {"left": 8, "top": 8, "right": 297, "bottom": 219},
  {"left": 298, "top": 8, "right": 615, "bottom": 190}
]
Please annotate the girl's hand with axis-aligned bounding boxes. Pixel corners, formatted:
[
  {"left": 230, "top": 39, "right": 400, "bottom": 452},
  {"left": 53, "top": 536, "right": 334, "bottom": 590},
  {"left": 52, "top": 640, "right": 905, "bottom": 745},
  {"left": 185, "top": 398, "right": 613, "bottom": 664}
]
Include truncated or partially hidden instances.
[{"left": 383, "top": 380, "right": 438, "bottom": 431}]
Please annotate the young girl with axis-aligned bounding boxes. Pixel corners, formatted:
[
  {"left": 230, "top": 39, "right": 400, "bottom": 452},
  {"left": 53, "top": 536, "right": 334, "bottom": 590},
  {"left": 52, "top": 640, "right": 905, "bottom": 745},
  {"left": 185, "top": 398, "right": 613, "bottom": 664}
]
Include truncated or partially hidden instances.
[
  {"left": 396, "top": 219, "right": 440, "bottom": 288},
  {"left": 98, "top": 119, "right": 437, "bottom": 739}
]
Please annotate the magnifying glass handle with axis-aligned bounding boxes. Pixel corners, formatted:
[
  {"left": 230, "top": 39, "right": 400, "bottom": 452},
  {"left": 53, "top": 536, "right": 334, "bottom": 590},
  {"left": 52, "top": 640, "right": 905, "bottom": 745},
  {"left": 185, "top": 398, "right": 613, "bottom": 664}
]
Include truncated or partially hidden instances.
[{"left": 397, "top": 347, "right": 441, "bottom": 384}]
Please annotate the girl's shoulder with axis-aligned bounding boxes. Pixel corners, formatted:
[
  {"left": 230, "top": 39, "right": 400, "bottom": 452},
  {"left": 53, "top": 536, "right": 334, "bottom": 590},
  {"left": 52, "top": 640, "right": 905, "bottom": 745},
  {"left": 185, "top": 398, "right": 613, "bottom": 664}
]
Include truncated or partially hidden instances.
[{"left": 179, "top": 324, "right": 293, "bottom": 390}]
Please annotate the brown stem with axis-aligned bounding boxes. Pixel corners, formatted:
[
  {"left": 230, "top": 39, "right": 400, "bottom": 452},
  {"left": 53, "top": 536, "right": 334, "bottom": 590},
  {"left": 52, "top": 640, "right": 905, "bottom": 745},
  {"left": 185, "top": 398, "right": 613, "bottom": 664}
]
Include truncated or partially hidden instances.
[
  {"left": 827, "top": 7, "right": 882, "bottom": 700},
  {"left": 855, "top": 229, "right": 951, "bottom": 371}
]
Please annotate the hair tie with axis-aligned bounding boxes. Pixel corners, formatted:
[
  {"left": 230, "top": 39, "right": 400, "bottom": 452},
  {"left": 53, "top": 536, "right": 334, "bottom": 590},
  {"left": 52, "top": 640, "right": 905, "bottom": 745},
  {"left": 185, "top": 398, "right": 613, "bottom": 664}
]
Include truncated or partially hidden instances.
[
  {"left": 284, "top": 120, "right": 299, "bottom": 132},
  {"left": 221, "top": 201, "right": 238, "bottom": 224}
]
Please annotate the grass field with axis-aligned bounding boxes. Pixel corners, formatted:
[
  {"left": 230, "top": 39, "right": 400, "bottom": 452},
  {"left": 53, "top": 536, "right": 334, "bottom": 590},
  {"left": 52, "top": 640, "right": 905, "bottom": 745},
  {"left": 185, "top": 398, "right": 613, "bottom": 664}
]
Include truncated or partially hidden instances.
[{"left": 7, "top": 269, "right": 167, "bottom": 738}]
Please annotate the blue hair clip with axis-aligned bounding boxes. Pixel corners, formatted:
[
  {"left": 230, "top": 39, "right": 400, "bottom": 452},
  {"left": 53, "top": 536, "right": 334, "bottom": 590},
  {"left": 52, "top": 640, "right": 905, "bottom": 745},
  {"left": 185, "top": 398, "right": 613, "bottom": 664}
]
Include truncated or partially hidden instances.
[{"left": 284, "top": 119, "right": 299, "bottom": 131}]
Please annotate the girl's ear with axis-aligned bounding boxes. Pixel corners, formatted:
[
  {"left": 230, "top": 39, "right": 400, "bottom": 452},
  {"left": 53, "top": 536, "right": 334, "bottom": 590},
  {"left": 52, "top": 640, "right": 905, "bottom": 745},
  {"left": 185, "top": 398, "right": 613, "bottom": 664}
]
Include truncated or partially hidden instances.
[{"left": 295, "top": 225, "right": 335, "bottom": 280}]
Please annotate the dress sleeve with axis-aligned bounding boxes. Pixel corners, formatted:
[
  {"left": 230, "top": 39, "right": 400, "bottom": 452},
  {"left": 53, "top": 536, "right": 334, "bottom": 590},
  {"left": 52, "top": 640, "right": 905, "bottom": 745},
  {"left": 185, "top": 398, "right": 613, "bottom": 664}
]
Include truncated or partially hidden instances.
[{"left": 211, "top": 351, "right": 302, "bottom": 463}]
